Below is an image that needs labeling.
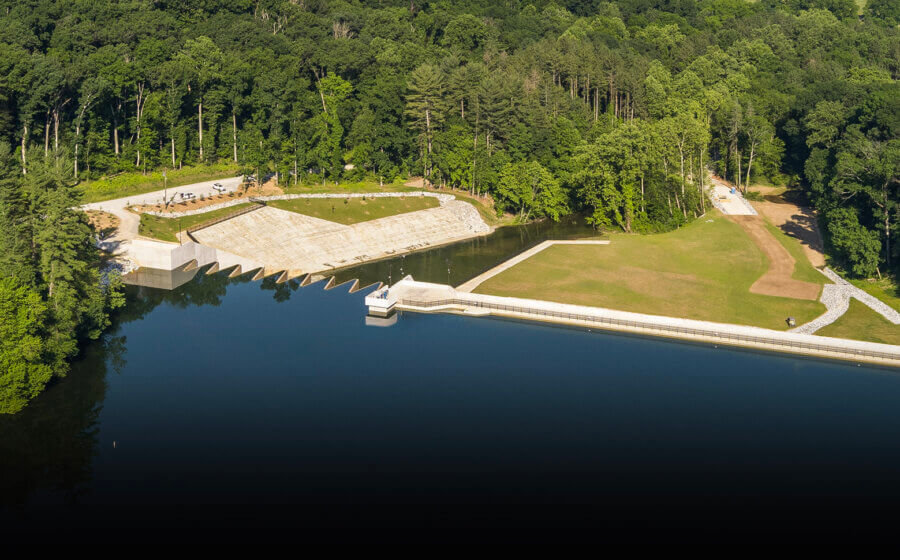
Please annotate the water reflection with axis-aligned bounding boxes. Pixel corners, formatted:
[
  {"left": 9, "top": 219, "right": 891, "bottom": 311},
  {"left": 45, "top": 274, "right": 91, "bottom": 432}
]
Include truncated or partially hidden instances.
[
  {"left": 0, "top": 269, "right": 249, "bottom": 511},
  {"left": 2, "top": 258, "right": 900, "bottom": 542},
  {"left": 0, "top": 336, "right": 119, "bottom": 510},
  {"left": 330, "top": 215, "right": 599, "bottom": 287},
  {"left": 122, "top": 215, "right": 600, "bottom": 293},
  {"left": 123, "top": 263, "right": 201, "bottom": 291}
]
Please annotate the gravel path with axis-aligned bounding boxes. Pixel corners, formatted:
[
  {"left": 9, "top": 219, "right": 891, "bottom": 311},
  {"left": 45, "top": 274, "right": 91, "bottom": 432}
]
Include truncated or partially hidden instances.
[
  {"left": 790, "top": 267, "right": 900, "bottom": 334},
  {"left": 81, "top": 176, "right": 244, "bottom": 270},
  {"left": 708, "top": 175, "right": 757, "bottom": 216}
]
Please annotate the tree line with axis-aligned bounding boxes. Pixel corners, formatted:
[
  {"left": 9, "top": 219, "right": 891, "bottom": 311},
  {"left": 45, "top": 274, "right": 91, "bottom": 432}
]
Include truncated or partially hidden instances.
[{"left": 0, "top": 0, "right": 898, "bottom": 410}]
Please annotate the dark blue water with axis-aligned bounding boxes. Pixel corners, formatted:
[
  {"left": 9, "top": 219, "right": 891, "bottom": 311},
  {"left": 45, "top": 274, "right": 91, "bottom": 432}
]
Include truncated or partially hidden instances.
[{"left": 2, "top": 270, "right": 900, "bottom": 542}]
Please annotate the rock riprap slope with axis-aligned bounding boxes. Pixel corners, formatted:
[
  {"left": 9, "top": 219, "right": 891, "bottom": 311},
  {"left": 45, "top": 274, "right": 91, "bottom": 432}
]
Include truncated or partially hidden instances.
[{"left": 190, "top": 195, "right": 490, "bottom": 276}]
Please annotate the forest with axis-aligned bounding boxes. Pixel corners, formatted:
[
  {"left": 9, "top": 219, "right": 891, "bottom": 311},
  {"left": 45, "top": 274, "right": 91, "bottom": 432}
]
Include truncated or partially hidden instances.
[{"left": 0, "top": 0, "right": 898, "bottom": 410}]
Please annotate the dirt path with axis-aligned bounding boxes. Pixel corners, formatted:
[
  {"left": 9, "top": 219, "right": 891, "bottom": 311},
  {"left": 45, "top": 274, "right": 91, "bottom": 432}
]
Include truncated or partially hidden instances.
[
  {"left": 728, "top": 215, "right": 822, "bottom": 301},
  {"left": 404, "top": 177, "right": 425, "bottom": 188},
  {"left": 750, "top": 186, "right": 825, "bottom": 267}
]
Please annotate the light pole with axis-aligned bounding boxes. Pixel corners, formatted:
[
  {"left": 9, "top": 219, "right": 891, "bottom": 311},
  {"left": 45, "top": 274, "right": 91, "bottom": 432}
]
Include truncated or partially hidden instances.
[{"left": 163, "top": 168, "right": 168, "bottom": 208}]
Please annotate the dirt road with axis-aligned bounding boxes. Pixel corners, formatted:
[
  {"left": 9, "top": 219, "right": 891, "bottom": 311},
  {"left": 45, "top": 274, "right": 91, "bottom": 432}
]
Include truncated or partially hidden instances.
[
  {"left": 729, "top": 215, "right": 822, "bottom": 301},
  {"left": 751, "top": 186, "right": 825, "bottom": 268}
]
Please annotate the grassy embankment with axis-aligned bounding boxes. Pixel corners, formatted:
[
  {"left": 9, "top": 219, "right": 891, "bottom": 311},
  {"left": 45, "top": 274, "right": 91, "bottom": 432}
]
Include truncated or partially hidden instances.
[
  {"left": 138, "top": 203, "right": 252, "bottom": 243},
  {"left": 474, "top": 212, "right": 827, "bottom": 331},
  {"left": 818, "top": 299, "right": 900, "bottom": 346},
  {"left": 281, "top": 180, "right": 508, "bottom": 227},
  {"left": 81, "top": 163, "right": 240, "bottom": 204},
  {"left": 268, "top": 195, "right": 439, "bottom": 225}
]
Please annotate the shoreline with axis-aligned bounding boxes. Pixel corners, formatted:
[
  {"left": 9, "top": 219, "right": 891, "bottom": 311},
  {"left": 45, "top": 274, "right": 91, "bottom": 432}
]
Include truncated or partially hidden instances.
[{"left": 367, "top": 279, "right": 900, "bottom": 368}]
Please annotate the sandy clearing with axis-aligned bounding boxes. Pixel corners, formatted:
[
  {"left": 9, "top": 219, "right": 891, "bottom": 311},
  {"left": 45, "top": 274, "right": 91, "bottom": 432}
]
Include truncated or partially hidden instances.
[
  {"left": 750, "top": 186, "right": 825, "bottom": 268},
  {"left": 729, "top": 215, "right": 822, "bottom": 301}
]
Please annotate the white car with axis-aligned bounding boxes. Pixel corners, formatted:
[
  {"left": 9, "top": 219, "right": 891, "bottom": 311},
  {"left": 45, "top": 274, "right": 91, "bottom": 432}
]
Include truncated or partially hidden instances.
[
  {"left": 212, "top": 183, "right": 226, "bottom": 193},
  {"left": 179, "top": 192, "right": 196, "bottom": 200}
]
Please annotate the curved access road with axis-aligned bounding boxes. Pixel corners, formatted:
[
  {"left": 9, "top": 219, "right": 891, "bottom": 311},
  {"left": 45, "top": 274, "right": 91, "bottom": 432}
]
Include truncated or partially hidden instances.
[{"left": 81, "top": 175, "right": 243, "bottom": 262}]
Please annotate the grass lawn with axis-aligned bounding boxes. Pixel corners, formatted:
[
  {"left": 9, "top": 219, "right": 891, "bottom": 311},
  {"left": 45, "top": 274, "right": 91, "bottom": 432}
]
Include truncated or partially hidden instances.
[
  {"left": 850, "top": 277, "right": 900, "bottom": 313},
  {"left": 268, "top": 196, "right": 440, "bottom": 225},
  {"left": 474, "top": 213, "right": 826, "bottom": 331},
  {"left": 81, "top": 163, "right": 240, "bottom": 203},
  {"left": 281, "top": 179, "right": 418, "bottom": 195},
  {"left": 268, "top": 195, "right": 440, "bottom": 225},
  {"left": 138, "top": 203, "right": 252, "bottom": 243},
  {"left": 818, "top": 299, "right": 900, "bottom": 346},
  {"left": 282, "top": 180, "right": 507, "bottom": 226}
]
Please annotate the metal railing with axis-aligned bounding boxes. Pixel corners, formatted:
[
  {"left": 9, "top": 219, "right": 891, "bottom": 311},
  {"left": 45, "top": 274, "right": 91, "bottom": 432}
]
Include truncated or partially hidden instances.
[
  {"left": 186, "top": 202, "right": 266, "bottom": 236},
  {"left": 399, "top": 297, "right": 900, "bottom": 362}
]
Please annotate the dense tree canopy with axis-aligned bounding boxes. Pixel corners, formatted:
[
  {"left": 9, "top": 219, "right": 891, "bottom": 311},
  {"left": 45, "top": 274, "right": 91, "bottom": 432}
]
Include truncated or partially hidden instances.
[
  {"left": 0, "top": 143, "right": 123, "bottom": 413},
  {"left": 0, "top": 1, "right": 893, "bottom": 259},
  {"left": 0, "top": 2, "right": 897, "bottom": 411}
]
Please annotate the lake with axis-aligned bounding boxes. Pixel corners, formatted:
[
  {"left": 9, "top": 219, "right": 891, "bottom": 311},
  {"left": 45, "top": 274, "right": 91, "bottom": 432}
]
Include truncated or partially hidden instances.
[{"left": 2, "top": 223, "right": 900, "bottom": 543}]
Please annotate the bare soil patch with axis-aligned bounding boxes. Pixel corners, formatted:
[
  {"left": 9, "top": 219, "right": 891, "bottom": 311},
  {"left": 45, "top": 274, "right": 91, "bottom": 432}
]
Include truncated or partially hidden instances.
[
  {"left": 85, "top": 210, "right": 120, "bottom": 239},
  {"left": 404, "top": 177, "right": 425, "bottom": 188},
  {"left": 729, "top": 215, "right": 821, "bottom": 301},
  {"left": 750, "top": 186, "right": 825, "bottom": 267}
]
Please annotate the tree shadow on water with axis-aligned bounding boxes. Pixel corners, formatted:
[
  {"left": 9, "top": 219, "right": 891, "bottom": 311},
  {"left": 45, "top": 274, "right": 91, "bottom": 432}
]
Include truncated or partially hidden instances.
[{"left": 0, "top": 334, "right": 123, "bottom": 513}]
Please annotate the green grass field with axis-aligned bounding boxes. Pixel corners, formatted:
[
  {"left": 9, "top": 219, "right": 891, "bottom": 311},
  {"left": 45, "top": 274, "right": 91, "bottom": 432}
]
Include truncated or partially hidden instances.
[
  {"left": 281, "top": 179, "right": 415, "bottom": 195},
  {"left": 138, "top": 203, "right": 252, "bottom": 243},
  {"left": 818, "top": 299, "right": 900, "bottom": 346},
  {"left": 81, "top": 163, "right": 240, "bottom": 204},
  {"left": 850, "top": 277, "right": 900, "bottom": 313},
  {"left": 474, "top": 213, "right": 826, "bottom": 331},
  {"left": 282, "top": 181, "right": 506, "bottom": 226},
  {"left": 267, "top": 196, "right": 440, "bottom": 225}
]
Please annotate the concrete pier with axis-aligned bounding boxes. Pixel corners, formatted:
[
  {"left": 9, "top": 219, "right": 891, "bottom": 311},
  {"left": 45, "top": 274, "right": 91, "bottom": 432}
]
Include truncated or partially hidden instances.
[{"left": 368, "top": 277, "right": 900, "bottom": 367}]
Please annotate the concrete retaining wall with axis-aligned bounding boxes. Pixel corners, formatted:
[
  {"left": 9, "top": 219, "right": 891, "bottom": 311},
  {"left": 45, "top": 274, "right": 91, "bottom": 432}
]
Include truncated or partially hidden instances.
[
  {"left": 381, "top": 278, "right": 900, "bottom": 367},
  {"left": 130, "top": 239, "right": 219, "bottom": 271}
]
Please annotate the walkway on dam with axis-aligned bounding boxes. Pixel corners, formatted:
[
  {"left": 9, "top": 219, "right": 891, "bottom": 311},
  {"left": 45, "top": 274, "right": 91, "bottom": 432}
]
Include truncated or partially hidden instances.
[{"left": 368, "top": 278, "right": 900, "bottom": 367}]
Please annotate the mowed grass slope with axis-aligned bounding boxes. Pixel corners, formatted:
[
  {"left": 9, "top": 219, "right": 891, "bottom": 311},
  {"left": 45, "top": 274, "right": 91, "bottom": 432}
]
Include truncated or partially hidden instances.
[
  {"left": 138, "top": 203, "right": 252, "bottom": 243},
  {"left": 474, "top": 213, "right": 826, "bottom": 331},
  {"left": 818, "top": 299, "right": 900, "bottom": 346},
  {"left": 268, "top": 196, "right": 439, "bottom": 225}
]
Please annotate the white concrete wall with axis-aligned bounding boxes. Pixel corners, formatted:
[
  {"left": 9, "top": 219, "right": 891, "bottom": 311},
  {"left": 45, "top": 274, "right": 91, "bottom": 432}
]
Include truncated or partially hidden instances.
[
  {"left": 130, "top": 239, "right": 218, "bottom": 270},
  {"left": 384, "top": 278, "right": 900, "bottom": 366}
]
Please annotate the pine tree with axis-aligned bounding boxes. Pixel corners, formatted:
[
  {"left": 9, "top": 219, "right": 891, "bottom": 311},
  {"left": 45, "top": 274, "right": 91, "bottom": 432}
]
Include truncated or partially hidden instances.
[{"left": 405, "top": 64, "right": 446, "bottom": 187}]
